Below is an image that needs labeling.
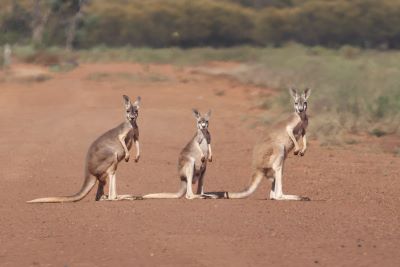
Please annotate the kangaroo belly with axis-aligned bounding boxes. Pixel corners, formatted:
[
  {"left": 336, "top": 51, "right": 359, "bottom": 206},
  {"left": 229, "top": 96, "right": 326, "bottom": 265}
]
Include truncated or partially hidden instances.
[
  {"left": 193, "top": 139, "right": 209, "bottom": 169},
  {"left": 87, "top": 137, "right": 132, "bottom": 176},
  {"left": 193, "top": 144, "right": 207, "bottom": 180},
  {"left": 192, "top": 166, "right": 206, "bottom": 184},
  {"left": 194, "top": 159, "right": 207, "bottom": 171},
  {"left": 284, "top": 136, "right": 300, "bottom": 153},
  {"left": 124, "top": 131, "right": 134, "bottom": 150},
  {"left": 199, "top": 139, "right": 209, "bottom": 152}
]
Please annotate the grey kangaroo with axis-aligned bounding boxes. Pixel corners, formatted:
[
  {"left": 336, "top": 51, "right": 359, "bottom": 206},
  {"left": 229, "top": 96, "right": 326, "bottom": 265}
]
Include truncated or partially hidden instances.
[
  {"left": 210, "top": 88, "right": 311, "bottom": 201},
  {"left": 143, "top": 109, "right": 215, "bottom": 199},
  {"left": 27, "top": 95, "right": 141, "bottom": 203}
]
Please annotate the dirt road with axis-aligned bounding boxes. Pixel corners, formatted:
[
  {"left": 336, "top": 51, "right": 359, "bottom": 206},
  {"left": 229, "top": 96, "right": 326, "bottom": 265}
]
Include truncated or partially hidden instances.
[{"left": 0, "top": 63, "right": 399, "bottom": 266}]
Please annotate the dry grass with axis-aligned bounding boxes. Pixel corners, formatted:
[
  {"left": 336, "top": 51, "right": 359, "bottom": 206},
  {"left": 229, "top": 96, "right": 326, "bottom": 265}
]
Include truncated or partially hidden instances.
[
  {"left": 85, "top": 71, "right": 170, "bottom": 83},
  {"left": 11, "top": 44, "right": 400, "bottom": 144}
]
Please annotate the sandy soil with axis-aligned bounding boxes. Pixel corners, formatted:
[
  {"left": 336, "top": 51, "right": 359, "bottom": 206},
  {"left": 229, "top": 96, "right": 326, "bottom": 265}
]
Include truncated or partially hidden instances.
[{"left": 0, "top": 63, "right": 399, "bottom": 267}]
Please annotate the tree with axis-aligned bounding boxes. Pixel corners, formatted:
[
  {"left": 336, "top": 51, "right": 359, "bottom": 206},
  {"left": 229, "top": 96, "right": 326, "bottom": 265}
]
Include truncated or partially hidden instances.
[
  {"left": 65, "top": 0, "right": 87, "bottom": 51},
  {"left": 31, "top": 0, "right": 52, "bottom": 46}
]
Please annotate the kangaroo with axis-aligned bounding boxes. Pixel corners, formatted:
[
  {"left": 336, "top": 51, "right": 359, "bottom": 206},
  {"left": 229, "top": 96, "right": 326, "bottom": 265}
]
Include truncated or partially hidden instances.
[
  {"left": 27, "top": 95, "right": 141, "bottom": 203},
  {"left": 143, "top": 109, "right": 215, "bottom": 200},
  {"left": 209, "top": 88, "right": 311, "bottom": 201}
]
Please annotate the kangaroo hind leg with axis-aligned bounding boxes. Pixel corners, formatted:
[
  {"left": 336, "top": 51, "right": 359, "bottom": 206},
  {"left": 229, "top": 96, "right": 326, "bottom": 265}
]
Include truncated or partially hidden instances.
[
  {"left": 184, "top": 159, "right": 203, "bottom": 200},
  {"left": 270, "top": 145, "right": 309, "bottom": 201},
  {"left": 100, "top": 152, "right": 119, "bottom": 201},
  {"left": 196, "top": 169, "right": 217, "bottom": 199},
  {"left": 95, "top": 179, "right": 106, "bottom": 201}
]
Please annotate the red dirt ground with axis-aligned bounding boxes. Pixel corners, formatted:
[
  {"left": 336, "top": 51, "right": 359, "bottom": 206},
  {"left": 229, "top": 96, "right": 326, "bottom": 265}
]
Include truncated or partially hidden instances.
[{"left": 0, "top": 63, "right": 399, "bottom": 267}]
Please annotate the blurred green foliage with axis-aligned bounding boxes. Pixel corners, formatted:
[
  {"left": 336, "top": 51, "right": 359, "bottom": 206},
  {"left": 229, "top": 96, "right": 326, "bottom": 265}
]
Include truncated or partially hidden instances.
[{"left": 2, "top": 0, "right": 400, "bottom": 49}]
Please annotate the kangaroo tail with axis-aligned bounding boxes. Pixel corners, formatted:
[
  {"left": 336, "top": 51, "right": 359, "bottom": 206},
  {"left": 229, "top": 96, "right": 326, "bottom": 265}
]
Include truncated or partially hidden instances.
[
  {"left": 142, "top": 180, "right": 187, "bottom": 199},
  {"left": 205, "top": 171, "right": 264, "bottom": 199},
  {"left": 27, "top": 170, "right": 96, "bottom": 203},
  {"left": 226, "top": 171, "right": 263, "bottom": 199}
]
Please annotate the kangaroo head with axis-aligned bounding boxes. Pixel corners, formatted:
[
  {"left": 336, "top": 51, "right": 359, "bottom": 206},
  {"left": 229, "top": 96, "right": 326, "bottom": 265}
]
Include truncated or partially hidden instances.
[
  {"left": 289, "top": 88, "right": 311, "bottom": 114},
  {"left": 123, "top": 95, "right": 141, "bottom": 122},
  {"left": 192, "top": 109, "right": 211, "bottom": 130}
]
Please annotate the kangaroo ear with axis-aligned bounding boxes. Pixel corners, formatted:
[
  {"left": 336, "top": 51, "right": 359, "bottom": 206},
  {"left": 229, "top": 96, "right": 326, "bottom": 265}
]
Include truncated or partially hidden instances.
[
  {"left": 204, "top": 109, "right": 211, "bottom": 120},
  {"left": 289, "top": 87, "right": 298, "bottom": 100},
  {"left": 192, "top": 108, "right": 201, "bottom": 119},
  {"left": 133, "top": 96, "right": 141, "bottom": 108},
  {"left": 303, "top": 88, "right": 311, "bottom": 100},
  {"left": 122, "top": 95, "right": 132, "bottom": 110}
]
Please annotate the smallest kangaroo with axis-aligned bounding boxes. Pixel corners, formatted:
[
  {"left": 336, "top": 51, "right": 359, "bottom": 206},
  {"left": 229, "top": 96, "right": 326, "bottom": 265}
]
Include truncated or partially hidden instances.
[
  {"left": 143, "top": 109, "right": 215, "bottom": 199},
  {"left": 27, "top": 95, "right": 141, "bottom": 203}
]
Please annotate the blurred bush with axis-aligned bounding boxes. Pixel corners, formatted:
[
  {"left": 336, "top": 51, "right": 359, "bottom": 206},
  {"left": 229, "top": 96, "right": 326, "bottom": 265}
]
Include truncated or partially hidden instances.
[
  {"left": 2, "top": 0, "right": 400, "bottom": 49},
  {"left": 78, "top": 0, "right": 254, "bottom": 48}
]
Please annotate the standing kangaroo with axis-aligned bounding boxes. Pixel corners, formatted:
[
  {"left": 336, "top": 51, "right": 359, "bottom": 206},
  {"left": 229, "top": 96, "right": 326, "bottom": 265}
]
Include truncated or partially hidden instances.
[
  {"left": 27, "top": 95, "right": 141, "bottom": 203},
  {"left": 210, "top": 88, "right": 311, "bottom": 200},
  {"left": 143, "top": 109, "right": 215, "bottom": 200}
]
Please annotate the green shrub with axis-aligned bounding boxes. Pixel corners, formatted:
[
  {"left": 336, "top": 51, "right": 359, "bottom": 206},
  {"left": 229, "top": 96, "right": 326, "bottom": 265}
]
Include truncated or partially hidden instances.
[{"left": 3, "top": 0, "right": 400, "bottom": 49}]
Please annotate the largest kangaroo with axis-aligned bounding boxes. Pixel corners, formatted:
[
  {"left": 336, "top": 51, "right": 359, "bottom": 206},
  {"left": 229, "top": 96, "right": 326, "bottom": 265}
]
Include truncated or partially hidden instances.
[
  {"left": 27, "top": 95, "right": 141, "bottom": 203},
  {"left": 211, "top": 88, "right": 311, "bottom": 201}
]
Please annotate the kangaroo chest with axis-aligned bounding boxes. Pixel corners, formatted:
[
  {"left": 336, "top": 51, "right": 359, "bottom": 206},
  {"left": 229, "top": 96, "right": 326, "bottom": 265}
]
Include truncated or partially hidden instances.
[
  {"left": 293, "top": 122, "right": 306, "bottom": 139},
  {"left": 197, "top": 130, "right": 210, "bottom": 155},
  {"left": 124, "top": 124, "right": 139, "bottom": 149},
  {"left": 193, "top": 133, "right": 210, "bottom": 170},
  {"left": 292, "top": 115, "right": 308, "bottom": 140},
  {"left": 192, "top": 138, "right": 208, "bottom": 180},
  {"left": 282, "top": 113, "right": 308, "bottom": 152},
  {"left": 124, "top": 130, "right": 132, "bottom": 149}
]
